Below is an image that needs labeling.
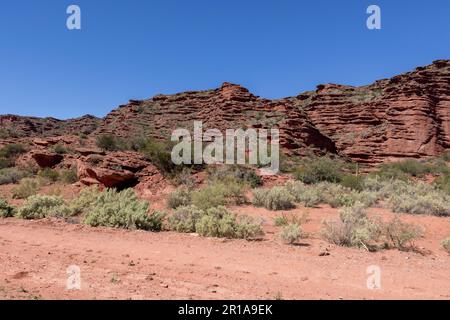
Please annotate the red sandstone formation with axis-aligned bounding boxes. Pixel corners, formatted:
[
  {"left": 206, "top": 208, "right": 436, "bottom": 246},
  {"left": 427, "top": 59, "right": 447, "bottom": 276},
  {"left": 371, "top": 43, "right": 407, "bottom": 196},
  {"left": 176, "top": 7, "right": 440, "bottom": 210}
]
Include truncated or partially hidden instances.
[{"left": 1, "top": 60, "right": 449, "bottom": 188}]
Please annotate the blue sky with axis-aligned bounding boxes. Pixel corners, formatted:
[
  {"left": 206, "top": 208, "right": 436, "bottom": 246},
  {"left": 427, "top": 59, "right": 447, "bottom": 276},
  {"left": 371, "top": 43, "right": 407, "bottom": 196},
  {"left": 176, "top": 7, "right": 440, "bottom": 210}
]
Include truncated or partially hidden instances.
[{"left": 0, "top": 0, "right": 449, "bottom": 119}]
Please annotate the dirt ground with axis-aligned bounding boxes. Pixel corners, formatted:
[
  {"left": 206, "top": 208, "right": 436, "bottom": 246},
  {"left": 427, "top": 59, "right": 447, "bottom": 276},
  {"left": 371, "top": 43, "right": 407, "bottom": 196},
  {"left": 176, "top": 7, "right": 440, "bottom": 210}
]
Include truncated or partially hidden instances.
[{"left": 0, "top": 204, "right": 449, "bottom": 300}]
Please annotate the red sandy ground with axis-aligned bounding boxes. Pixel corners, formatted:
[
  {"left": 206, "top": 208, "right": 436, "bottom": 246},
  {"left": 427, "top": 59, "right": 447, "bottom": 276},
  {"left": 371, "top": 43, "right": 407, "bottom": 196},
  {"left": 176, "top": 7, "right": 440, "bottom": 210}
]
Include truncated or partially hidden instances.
[{"left": 0, "top": 204, "right": 449, "bottom": 300}]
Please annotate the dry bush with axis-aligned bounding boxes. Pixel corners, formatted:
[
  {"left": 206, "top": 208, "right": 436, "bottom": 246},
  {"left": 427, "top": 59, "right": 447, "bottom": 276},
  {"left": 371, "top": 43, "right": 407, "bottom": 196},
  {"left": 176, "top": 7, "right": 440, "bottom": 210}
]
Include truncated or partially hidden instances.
[
  {"left": 383, "top": 216, "right": 423, "bottom": 250},
  {"left": 321, "top": 203, "right": 382, "bottom": 249},
  {"left": 279, "top": 223, "right": 307, "bottom": 244},
  {"left": 11, "top": 178, "right": 40, "bottom": 199},
  {"left": 253, "top": 187, "right": 295, "bottom": 211},
  {"left": 167, "top": 188, "right": 192, "bottom": 209}
]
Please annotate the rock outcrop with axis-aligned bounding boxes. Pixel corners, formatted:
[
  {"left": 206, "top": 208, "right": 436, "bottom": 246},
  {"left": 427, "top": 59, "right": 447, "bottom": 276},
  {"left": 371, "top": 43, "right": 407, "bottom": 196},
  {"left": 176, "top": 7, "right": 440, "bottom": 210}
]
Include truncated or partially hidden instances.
[
  {"left": 1, "top": 60, "right": 449, "bottom": 167},
  {"left": 290, "top": 60, "right": 450, "bottom": 163}
]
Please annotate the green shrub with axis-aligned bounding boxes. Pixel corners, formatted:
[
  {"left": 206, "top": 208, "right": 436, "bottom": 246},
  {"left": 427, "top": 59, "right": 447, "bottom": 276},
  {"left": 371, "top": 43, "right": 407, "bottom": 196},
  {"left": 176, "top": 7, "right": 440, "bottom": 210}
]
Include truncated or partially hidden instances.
[
  {"left": 0, "top": 144, "right": 27, "bottom": 159},
  {"left": 0, "top": 167, "right": 27, "bottom": 185},
  {"left": 274, "top": 214, "right": 289, "bottom": 227},
  {"left": 167, "top": 188, "right": 192, "bottom": 209},
  {"left": 96, "top": 134, "right": 120, "bottom": 151},
  {"left": 388, "top": 182, "right": 450, "bottom": 216},
  {"left": 234, "top": 215, "right": 264, "bottom": 239},
  {"left": 60, "top": 168, "right": 78, "bottom": 184},
  {"left": 196, "top": 206, "right": 263, "bottom": 239},
  {"left": 139, "top": 138, "right": 176, "bottom": 176},
  {"left": 0, "top": 198, "right": 15, "bottom": 218},
  {"left": 168, "top": 205, "right": 204, "bottom": 233},
  {"left": 50, "top": 144, "right": 69, "bottom": 155},
  {"left": 0, "top": 157, "right": 14, "bottom": 169},
  {"left": 434, "top": 174, "right": 450, "bottom": 194},
  {"left": 253, "top": 187, "right": 295, "bottom": 211},
  {"left": 321, "top": 203, "right": 382, "bottom": 249},
  {"left": 16, "top": 195, "right": 67, "bottom": 219},
  {"left": 168, "top": 205, "right": 263, "bottom": 239},
  {"left": 208, "top": 166, "right": 262, "bottom": 188},
  {"left": 280, "top": 223, "right": 307, "bottom": 244},
  {"left": 11, "top": 178, "right": 40, "bottom": 199},
  {"left": 317, "top": 182, "right": 380, "bottom": 208},
  {"left": 441, "top": 238, "right": 450, "bottom": 254},
  {"left": 65, "top": 186, "right": 101, "bottom": 216},
  {"left": 191, "top": 180, "right": 247, "bottom": 211},
  {"left": 284, "top": 181, "right": 321, "bottom": 207},
  {"left": 38, "top": 168, "right": 60, "bottom": 182},
  {"left": 83, "top": 188, "right": 161, "bottom": 231},
  {"left": 340, "top": 174, "right": 364, "bottom": 191},
  {"left": 294, "top": 156, "right": 344, "bottom": 184},
  {"left": 375, "top": 159, "right": 433, "bottom": 179},
  {"left": 383, "top": 216, "right": 423, "bottom": 250},
  {"left": 442, "top": 152, "right": 450, "bottom": 162}
]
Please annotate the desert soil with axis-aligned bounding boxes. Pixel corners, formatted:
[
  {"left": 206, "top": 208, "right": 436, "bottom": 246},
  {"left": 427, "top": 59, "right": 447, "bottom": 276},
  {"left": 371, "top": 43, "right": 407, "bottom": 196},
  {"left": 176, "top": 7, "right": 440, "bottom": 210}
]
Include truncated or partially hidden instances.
[{"left": 0, "top": 204, "right": 449, "bottom": 300}]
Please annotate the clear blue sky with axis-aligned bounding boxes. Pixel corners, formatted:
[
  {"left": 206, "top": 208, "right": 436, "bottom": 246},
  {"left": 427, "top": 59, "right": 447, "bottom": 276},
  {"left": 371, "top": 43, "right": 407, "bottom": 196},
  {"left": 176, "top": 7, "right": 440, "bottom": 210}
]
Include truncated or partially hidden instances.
[{"left": 1, "top": 0, "right": 449, "bottom": 119}]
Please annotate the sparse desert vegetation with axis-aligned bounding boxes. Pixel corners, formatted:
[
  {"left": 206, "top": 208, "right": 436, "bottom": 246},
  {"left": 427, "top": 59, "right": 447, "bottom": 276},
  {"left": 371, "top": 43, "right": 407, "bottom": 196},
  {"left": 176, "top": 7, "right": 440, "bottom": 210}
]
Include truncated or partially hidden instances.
[{"left": 0, "top": 140, "right": 449, "bottom": 300}]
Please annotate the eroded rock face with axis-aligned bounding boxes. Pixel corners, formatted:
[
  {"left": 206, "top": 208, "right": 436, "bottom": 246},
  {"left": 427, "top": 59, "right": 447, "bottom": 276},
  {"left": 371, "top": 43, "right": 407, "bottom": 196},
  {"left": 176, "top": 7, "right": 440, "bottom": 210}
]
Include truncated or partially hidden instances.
[
  {"left": 97, "top": 82, "right": 337, "bottom": 157},
  {"left": 1, "top": 60, "right": 449, "bottom": 165},
  {"left": 280, "top": 60, "right": 450, "bottom": 163},
  {"left": 76, "top": 151, "right": 149, "bottom": 188}
]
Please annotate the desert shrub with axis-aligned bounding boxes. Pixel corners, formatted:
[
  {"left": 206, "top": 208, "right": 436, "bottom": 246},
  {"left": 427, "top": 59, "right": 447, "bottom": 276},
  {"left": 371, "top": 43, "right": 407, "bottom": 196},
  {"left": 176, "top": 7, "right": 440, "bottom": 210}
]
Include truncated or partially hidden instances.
[
  {"left": 0, "top": 144, "right": 27, "bottom": 169},
  {"left": 317, "top": 182, "right": 380, "bottom": 208},
  {"left": 441, "top": 238, "right": 450, "bottom": 254},
  {"left": 388, "top": 182, "right": 450, "bottom": 216},
  {"left": 434, "top": 174, "right": 450, "bottom": 194},
  {"left": 196, "top": 206, "right": 263, "bottom": 239},
  {"left": 168, "top": 205, "right": 204, "bottom": 233},
  {"left": 167, "top": 188, "right": 192, "bottom": 209},
  {"left": 50, "top": 144, "right": 69, "bottom": 155},
  {"left": 284, "top": 181, "right": 322, "bottom": 207},
  {"left": 83, "top": 188, "right": 162, "bottom": 231},
  {"left": 60, "top": 168, "right": 78, "bottom": 184},
  {"left": 340, "top": 174, "right": 364, "bottom": 191},
  {"left": 191, "top": 184, "right": 227, "bottom": 211},
  {"left": 0, "top": 157, "right": 14, "bottom": 169},
  {"left": 274, "top": 214, "right": 289, "bottom": 227},
  {"left": 279, "top": 223, "right": 307, "bottom": 244},
  {"left": 375, "top": 159, "right": 434, "bottom": 180},
  {"left": 139, "top": 138, "right": 176, "bottom": 176},
  {"left": 38, "top": 168, "right": 60, "bottom": 182},
  {"left": 168, "top": 205, "right": 263, "bottom": 239},
  {"left": 221, "top": 179, "right": 247, "bottom": 205},
  {"left": 96, "top": 134, "right": 120, "bottom": 151},
  {"left": 11, "top": 178, "right": 40, "bottom": 199},
  {"left": 252, "top": 187, "right": 295, "bottom": 211},
  {"left": 294, "top": 156, "right": 344, "bottom": 184},
  {"left": 273, "top": 212, "right": 310, "bottom": 227},
  {"left": 191, "top": 180, "right": 246, "bottom": 211},
  {"left": 65, "top": 186, "right": 101, "bottom": 216},
  {"left": 442, "top": 152, "right": 450, "bottom": 162},
  {"left": 16, "top": 195, "right": 67, "bottom": 219},
  {"left": 0, "top": 167, "right": 27, "bottom": 185},
  {"left": 0, "top": 198, "right": 15, "bottom": 218},
  {"left": 321, "top": 203, "right": 382, "bottom": 249},
  {"left": 383, "top": 216, "right": 423, "bottom": 250},
  {"left": 208, "top": 166, "right": 262, "bottom": 188},
  {"left": 0, "top": 144, "right": 27, "bottom": 159},
  {"left": 172, "top": 167, "right": 195, "bottom": 188}
]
